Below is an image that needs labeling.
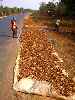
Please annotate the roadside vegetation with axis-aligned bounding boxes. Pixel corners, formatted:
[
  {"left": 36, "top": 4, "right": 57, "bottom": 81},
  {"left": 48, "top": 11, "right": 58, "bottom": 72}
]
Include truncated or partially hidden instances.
[
  {"left": 32, "top": 0, "right": 75, "bottom": 18},
  {"left": 0, "top": 6, "right": 33, "bottom": 17},
  {"left": 32, "top": 0, "right": 75, "bottom": 33}
]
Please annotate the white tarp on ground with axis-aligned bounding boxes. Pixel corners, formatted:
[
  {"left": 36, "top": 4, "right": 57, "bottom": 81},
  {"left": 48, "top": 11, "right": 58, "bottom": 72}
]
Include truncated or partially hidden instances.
[{"left": 13, "top": 78, "right": 51, "bottom": 96}]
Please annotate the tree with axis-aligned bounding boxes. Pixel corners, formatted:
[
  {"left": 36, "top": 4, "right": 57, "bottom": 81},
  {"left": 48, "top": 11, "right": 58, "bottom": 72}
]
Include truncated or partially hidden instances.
[
  {"left": 39, "top": 2, "right": 48, "bottom": 16},
  {"left": 61, "top": 0, "right": 75, "bottom": 16},
  {"left": 39, "top": 2, "right": 56, "bottom": 16},
  {"left": 56, "top": 2, "right": 66, "bottom": 17},
  {"left": 47, "top": 2, "right": 56, "bottom": 16},
  {"left": 0, "top": 6, "right": 4, "bottom": 16},
  {"left": 0, "top": 6, "right": 26, "bottom": 17}
]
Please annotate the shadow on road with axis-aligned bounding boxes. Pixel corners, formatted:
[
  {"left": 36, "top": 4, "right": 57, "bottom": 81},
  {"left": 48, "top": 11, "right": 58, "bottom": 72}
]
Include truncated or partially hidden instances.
[{"left": 0, "top": 34, "right": 18, "bottom": 38}]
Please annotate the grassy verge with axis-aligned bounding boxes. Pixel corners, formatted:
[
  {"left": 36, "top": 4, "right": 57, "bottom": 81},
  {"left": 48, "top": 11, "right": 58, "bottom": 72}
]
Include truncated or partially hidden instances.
[{"left": 31, "top": 13, "right": 75, "bottom": 33}]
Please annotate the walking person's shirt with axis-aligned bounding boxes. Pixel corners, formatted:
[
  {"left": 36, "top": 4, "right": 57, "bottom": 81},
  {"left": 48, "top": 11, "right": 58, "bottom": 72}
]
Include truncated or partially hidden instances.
[
  {"left": 11, "top": 17, "right": 17, "bottom": 31},
  {"left": 56, "top": 19, "right": 60, "bottom": 26}
]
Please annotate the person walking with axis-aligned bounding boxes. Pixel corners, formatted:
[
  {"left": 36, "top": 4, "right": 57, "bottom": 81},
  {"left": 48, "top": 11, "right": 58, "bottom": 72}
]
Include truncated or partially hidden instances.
[
  {"left": 55, "top": 19, "right": 60, "bottom": 32},
  {"left": 11, "top": 17, "right": 17, "bottom": 38}
]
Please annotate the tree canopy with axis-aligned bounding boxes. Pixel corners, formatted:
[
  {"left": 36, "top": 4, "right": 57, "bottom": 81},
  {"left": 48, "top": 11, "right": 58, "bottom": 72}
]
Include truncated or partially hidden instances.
[
  {"left": 61, "top": 0, "right": 75, "bottom": 16},
  {"left": 39, "top": 0, "right": 75, "bottom": 17},
  {"left": 0, "top": 6, "right": 33, "bottom": 16}
]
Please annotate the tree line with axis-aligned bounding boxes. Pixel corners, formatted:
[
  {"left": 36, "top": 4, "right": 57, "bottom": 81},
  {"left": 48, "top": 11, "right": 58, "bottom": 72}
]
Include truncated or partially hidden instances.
[
  {"left": 39, "top": 0, "right": 75, "bottom": 18},
  {"left": 0, "top": 6, "right": 33, "bottom": 16}
]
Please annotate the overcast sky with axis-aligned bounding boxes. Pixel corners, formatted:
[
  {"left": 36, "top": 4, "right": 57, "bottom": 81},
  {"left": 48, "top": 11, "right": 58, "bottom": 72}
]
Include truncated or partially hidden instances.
[{"left": 1, "top": 0, "right": 59, "bottom": 10}]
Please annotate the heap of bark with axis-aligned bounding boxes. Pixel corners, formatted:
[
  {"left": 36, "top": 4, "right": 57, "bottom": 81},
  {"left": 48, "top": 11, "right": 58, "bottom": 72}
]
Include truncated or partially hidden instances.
[{"left": 18, "top": 17, "right": 75, "bottom": 97}]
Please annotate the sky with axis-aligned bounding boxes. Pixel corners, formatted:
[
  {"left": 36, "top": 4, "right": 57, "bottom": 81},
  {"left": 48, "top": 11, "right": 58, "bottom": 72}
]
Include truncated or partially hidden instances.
[{"left": 1, "top": 0, "right": 59, "bottom": 10}]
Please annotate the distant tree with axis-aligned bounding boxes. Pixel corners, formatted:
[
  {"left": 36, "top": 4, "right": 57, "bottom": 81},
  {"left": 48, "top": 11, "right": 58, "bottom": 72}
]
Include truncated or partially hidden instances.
[
  {"left": 3, "top": 7, "right": 11, "bottom": 15},
  {"left": 0, "top": 6, "right": 3, "bottom": 16},
  {"left": 19, "top": 7, "right": 24, "bottom": 13},
  {"left": 47, "top": 2, "right": 56, "bottom": 16},
  {"left": 39, "top": 2, "right": 56, "bottom": 16},
  {"left": 55, "top": 2, "right": 66, "bottom": 17},
  {"left": 0, "top": 6, "right": 33, "bottom": 17},
  {"left": 61, "top": 0, "right": 75, "bottom": 16},
  {"left": 39, "top": 2, "right": 48, "bottom": 15}
]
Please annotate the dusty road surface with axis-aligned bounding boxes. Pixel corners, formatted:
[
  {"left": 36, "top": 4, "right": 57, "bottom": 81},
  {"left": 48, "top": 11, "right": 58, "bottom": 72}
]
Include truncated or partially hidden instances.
[
  {"left": 0, "top": 37, "right": 17, "bottom": 100},
  {"left": 0, "top": 14, "right": 25, "bottom": 100}
]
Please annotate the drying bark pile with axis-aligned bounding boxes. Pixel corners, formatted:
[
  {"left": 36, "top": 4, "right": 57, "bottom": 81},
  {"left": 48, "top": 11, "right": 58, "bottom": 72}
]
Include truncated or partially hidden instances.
[{"left": 16, "top": 17, "right": 75, "bottom": 98}]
